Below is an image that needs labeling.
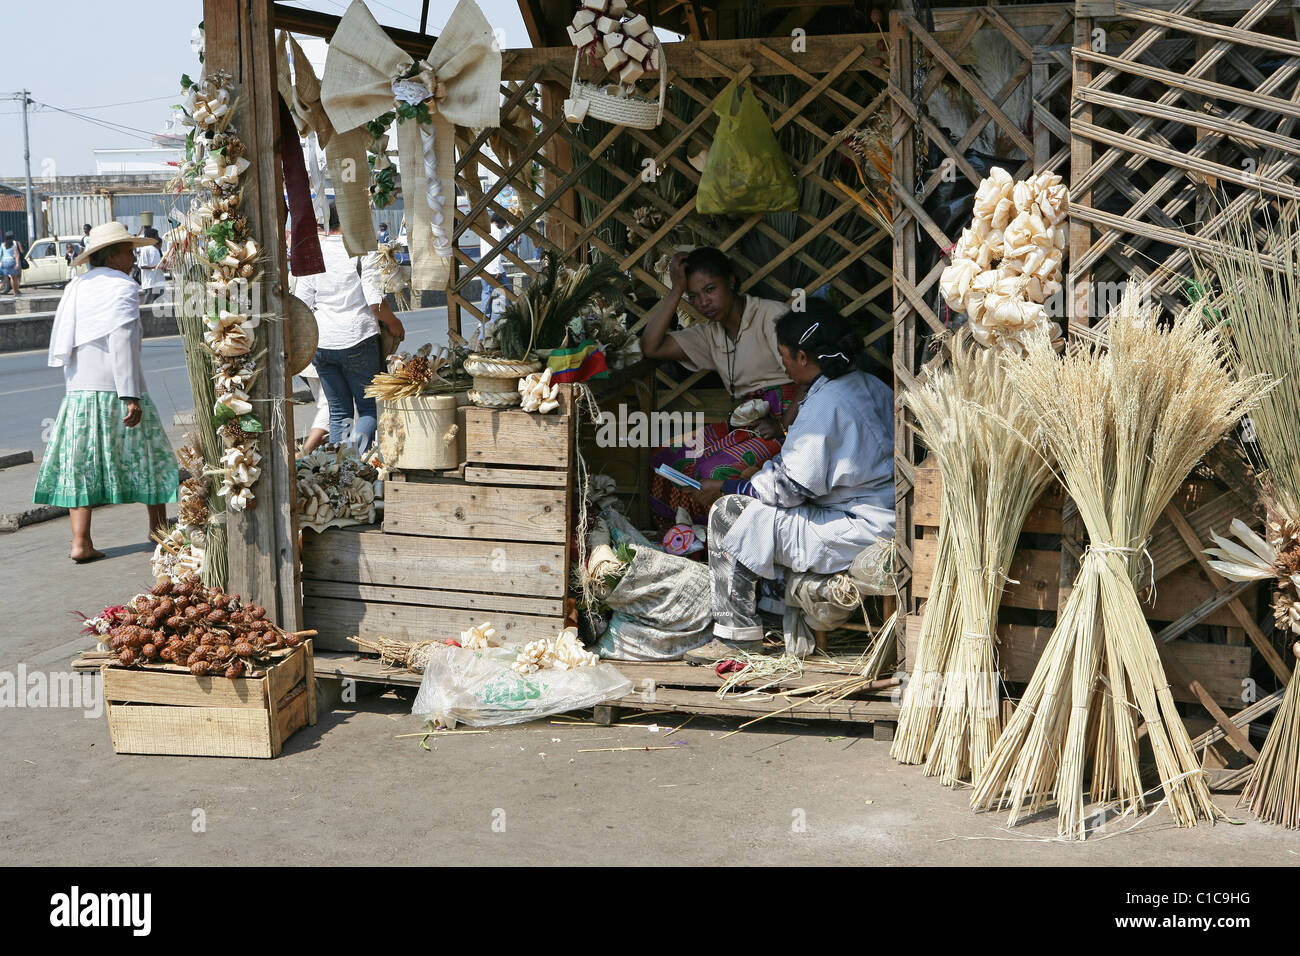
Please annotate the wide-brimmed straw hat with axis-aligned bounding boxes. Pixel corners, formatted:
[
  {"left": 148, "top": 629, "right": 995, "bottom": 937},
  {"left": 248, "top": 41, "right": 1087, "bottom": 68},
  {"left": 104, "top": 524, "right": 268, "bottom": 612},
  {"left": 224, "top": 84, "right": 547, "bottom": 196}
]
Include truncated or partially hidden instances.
[
  {"left": 285, "top": 293, "right": 318, "bottom": 376},
  {"left": 73, "top": 222, "right": 153, "bottom": 266}
]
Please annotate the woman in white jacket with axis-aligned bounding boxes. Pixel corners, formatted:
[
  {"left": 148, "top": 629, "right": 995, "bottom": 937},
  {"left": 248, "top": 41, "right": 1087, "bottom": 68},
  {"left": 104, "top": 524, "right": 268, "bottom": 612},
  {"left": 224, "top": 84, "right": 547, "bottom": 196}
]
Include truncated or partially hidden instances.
[
  {"left": 34, "top": 223, "right": 178, "bottom": 562},
  {"left": 686, "top": 299, "right": 895, "bottom": 662}
]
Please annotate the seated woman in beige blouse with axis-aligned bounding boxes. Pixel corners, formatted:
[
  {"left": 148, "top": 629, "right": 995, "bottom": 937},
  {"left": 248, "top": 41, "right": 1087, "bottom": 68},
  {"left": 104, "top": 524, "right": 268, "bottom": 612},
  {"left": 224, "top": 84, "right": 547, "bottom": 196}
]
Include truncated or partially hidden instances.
[{"left": 640, "top": 248, "right": 797, "bottom": 531}]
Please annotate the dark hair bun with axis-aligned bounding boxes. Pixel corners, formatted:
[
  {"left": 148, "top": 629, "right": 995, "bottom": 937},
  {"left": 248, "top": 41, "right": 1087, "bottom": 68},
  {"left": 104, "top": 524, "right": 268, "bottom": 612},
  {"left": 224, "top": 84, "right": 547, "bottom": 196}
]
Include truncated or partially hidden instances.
[{"left": 774, "top": 299, "right": 863, "bottom": 379}]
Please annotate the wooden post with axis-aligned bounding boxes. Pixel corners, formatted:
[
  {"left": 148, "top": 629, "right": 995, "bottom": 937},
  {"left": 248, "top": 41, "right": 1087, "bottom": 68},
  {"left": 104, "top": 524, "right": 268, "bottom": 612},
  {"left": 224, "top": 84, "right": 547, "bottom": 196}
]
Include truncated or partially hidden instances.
[
  {"left": 890, "top": 11, "right": 917, "bottom": 628},
  {"left": 205, "top": 0, "right": 302, "bottom": 630}
]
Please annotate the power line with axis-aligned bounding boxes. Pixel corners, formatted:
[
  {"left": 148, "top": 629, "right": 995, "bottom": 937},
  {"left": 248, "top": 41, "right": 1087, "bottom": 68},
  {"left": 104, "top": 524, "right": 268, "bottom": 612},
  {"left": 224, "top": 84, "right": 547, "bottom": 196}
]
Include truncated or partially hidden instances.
[
  {"left": 34, "top": 102, "right": 168, "bottom": 142},
  {"left": 68, "top": 94, "right": 179, "bottom": 112},
  {"left": 29, "top": 103, "right": 162, "bottom": 146}
]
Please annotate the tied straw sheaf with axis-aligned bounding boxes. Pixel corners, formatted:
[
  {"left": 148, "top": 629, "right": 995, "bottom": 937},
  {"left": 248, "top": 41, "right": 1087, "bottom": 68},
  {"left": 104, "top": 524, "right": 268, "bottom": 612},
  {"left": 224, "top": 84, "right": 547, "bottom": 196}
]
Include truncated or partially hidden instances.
[
  {"left": 1193, "top": 200, "right": 1300, "bottom": 829},
  {"left": 968, "top": 292, "right": 1268, "bottom": 840},
  {"left": 894, "top": 333, "right": 1055, "bottom": 787},
  {"left": 320, "top": 0, "right": 502, "bottom": 290}
]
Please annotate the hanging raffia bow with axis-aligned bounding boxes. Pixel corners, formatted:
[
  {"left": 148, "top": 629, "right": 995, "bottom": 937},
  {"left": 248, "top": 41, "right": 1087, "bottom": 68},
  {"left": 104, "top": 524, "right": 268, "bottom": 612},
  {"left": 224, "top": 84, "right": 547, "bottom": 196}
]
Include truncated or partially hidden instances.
[
  {"left": 277, "top": 30, "right": 374, "bottom": 259},
  {"left": 321, "top": 0, "right": 502, "bottom": 291}
]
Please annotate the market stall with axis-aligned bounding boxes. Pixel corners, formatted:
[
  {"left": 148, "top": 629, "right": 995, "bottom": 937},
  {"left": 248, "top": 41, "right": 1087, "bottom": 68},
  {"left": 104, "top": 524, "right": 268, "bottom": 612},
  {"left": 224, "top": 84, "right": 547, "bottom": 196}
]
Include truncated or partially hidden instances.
[{"left": 68, "top": 0, "right": 1300, "bottom": 838}]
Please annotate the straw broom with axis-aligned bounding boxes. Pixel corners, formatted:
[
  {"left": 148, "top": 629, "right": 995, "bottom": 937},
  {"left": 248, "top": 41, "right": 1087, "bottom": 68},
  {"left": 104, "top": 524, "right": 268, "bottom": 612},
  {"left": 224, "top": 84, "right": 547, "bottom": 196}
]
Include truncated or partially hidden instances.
[
  {"left": 1194, "top": 201, "right": 1300, "bottom": 828},
  {"left": 898, "top": 334, "right": 1055, "bottom": 785},
  {"left": 971, "top": 291, "right": 1266, "bottom": 838}
]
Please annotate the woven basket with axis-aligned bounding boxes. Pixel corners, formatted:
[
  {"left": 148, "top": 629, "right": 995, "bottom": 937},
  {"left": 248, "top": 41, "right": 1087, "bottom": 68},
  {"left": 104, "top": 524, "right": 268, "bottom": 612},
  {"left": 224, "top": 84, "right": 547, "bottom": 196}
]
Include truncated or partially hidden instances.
[
  {"left": 569, "top": 48, "right": 666, "bottom": 130},
  {"left": 463, "top": 353, "right": 542, "bottom": 408},
  {"left": 377, "top": 394, "right": 461, "bottom": 470}
]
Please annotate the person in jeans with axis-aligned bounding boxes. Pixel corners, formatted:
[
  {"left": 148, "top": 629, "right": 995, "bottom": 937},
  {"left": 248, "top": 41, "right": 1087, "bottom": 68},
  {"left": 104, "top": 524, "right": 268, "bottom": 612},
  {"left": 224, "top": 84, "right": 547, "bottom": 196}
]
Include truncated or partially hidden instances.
[
  {"left": 295, "top": 207, "right": 404, "bottom": 453},
  {"left": 478, "top": 212, "right": 509, "bottom": 319}
]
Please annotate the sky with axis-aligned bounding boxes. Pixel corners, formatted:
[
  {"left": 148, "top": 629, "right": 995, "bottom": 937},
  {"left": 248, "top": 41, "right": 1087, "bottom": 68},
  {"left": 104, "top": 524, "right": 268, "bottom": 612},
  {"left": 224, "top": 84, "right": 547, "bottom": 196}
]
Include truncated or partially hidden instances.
[{"left": 0, "top": 0, "right": 530, "bottom": 178}]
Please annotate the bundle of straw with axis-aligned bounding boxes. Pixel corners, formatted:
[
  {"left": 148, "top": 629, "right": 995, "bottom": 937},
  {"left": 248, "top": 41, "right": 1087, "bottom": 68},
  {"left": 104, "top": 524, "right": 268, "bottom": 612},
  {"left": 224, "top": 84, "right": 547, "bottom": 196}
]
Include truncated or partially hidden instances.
[
  {"left": 891, "top": 516, "right": 960, "bottom": 765},
  {"left": 970, "top": 292, "right": 1266, "bottom": 838},
  {"left": 896, "top": 334, "right": 1055, "bottom": 785},
  {"left": 1194, "top": 201, "right": 1300, "bottom": 828}
]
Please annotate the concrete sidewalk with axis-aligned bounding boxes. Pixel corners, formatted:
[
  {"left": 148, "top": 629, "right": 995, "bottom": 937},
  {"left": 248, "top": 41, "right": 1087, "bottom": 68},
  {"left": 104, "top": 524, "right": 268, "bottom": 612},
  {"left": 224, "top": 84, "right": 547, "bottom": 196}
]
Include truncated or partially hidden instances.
[{"left": 2, "top": 503, "right": 1299, "bottom": 865}]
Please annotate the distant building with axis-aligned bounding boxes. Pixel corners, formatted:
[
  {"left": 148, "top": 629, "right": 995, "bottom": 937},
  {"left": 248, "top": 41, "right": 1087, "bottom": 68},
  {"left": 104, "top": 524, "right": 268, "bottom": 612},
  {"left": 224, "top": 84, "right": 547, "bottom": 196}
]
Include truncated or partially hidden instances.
[{"left": 92, "top": 118, "right": 185, "bottom": 175}]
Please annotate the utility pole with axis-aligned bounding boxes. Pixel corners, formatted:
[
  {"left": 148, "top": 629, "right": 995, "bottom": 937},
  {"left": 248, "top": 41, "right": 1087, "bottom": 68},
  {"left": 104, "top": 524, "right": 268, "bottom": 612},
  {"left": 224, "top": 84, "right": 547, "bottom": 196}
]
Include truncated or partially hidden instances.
[{"left": 18, "top": 91, "right": 35, "bottom": 243}]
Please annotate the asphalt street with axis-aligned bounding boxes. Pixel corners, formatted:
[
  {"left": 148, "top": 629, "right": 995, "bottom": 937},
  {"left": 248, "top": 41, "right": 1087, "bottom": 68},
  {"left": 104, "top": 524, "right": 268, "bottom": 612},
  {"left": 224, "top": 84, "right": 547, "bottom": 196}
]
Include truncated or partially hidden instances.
[{"left": 0, "top": 306, "right": 450, "bottom": 456}]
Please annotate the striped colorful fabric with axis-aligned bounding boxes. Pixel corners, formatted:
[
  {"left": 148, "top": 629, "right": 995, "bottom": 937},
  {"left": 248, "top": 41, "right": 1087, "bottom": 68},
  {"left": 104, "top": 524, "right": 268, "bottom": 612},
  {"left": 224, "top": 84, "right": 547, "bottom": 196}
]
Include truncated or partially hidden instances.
[{"left": 546, "top": 340, "right": 609, "bottom": 383}]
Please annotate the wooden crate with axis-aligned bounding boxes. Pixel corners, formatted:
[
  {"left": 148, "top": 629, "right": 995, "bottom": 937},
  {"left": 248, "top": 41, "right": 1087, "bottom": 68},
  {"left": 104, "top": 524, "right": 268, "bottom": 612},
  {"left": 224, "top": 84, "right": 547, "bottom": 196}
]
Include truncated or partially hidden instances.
[
  {"left": 301, "top": 390, "right": 576, "bottom": 651},
  {"left": 103, "top": 641, "right": 317, "bottom": 759}
]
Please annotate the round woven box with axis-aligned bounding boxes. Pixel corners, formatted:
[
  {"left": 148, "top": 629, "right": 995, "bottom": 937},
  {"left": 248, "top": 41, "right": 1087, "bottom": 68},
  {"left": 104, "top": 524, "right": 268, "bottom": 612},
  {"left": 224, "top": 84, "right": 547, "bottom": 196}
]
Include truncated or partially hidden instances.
[{"left": 463, "top": 353, "right": 542, "bottom": 408}]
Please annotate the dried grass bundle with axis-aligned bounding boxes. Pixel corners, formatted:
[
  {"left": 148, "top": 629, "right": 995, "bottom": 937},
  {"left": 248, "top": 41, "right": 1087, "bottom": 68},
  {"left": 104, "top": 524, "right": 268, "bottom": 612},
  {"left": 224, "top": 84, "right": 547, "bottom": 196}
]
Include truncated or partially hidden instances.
[
  {"left": 891, "top": 517, "right": 960, "bottom": 765},
  {"left": 896, "top": 334, "right": 1055, "bottom": 785},
  {"left": 1194, "top": 200, "right": 1300, "bottom": 828},
  {"left": 970, "top": 292, "right": 1266, "bottom": 838},
  {"left": 348, "top": 635, "right": 437, "bottom": 672}
]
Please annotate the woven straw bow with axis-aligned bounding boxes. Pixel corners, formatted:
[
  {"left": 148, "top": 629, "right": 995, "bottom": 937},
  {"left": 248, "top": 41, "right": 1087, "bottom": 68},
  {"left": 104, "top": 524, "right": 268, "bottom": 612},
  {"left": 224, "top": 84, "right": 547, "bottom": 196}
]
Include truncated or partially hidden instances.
[{"left": 321, "top": 0, "right": 502, "bottom": 291}]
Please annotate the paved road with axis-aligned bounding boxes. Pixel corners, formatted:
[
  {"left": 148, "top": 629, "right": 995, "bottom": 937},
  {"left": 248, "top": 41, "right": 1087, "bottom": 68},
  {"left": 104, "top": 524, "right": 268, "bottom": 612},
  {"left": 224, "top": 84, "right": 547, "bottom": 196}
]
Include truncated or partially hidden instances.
[{"left": 0, "top": 307, "right": 450, "bottom": 456}]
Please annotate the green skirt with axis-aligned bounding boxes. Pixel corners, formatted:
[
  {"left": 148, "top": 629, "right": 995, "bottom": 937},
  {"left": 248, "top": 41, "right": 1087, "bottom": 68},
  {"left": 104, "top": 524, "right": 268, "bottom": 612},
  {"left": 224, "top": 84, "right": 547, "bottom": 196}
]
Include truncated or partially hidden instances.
[{"left": 33, "top": 391, "right": 178, "bottom": 508}]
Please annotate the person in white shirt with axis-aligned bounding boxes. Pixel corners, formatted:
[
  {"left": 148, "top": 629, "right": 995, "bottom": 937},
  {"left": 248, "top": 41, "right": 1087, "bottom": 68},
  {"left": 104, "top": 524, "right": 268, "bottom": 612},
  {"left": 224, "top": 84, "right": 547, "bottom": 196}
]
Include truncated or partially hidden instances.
[
  {"left": 136, "top": 228, "right": 166, "bottom": 306},
  {"left": 34, "top": 222, "right": 178, "bottom": 562},
  {"left": 294, "top": 206, "right": 404, "bottom": 452}
]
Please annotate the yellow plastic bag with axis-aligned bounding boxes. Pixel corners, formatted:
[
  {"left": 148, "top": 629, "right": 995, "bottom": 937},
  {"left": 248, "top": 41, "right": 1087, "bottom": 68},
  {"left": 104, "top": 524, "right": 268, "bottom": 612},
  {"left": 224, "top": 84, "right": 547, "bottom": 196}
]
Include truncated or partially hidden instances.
[{"left": 696, "top": 78, "right": 798, "bottom": 215}]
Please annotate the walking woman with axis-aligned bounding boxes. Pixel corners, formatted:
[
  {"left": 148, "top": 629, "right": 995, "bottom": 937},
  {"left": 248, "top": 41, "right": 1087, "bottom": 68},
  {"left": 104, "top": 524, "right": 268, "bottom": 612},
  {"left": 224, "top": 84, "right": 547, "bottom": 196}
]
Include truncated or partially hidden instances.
[
  {"left": 34, "top": 223, "right": 177, "bottom": 562},
  {"left": 1, "top": 233, "right": 25, "bottom": 296}
]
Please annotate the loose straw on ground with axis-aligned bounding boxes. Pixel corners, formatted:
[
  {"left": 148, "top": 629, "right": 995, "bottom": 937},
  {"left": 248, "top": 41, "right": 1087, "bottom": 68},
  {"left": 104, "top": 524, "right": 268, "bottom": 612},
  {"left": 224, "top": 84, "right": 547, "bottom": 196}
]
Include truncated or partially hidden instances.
[{"left": 970, "top": 291, "right": 1266, "bottom": 839}]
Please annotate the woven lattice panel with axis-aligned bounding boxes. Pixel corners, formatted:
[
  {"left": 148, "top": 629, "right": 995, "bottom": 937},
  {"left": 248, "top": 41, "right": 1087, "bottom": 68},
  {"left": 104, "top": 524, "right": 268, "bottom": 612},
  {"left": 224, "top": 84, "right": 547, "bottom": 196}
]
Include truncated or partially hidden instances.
[
  {"left": 1069, "top": 0, "right": 1300, "bottom": 332},
  {"left": 450, "top": 35, "right": 891, "bottom": 409},
  {"left": 889, "top": 4, "right": 1074, "bottom": 597}
]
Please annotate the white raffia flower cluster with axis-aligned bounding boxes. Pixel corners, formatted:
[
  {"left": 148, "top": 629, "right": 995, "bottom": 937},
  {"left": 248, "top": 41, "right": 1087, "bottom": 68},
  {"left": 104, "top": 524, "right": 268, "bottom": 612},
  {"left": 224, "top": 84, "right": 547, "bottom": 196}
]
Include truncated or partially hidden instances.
[
  {"left": 150, "top": 527, "right": 205, "bottom": 582},
  {"left": 296, "top": 445, "right": 379, "bottom": 532},
  {"left": 519, "top": 367, "right": 560, "bottom": 413},
  {"left": 939, "top": 167, "right": 1068, "bottom": 352},
  {"left": 173, "top": 61, "right": 268, "bottom": 513},
  {"left": 510, "top": 627, "right": 599, "bottom": 674},
  {"left": 461, "top": 622, "right": 500, "bottom": 650}
]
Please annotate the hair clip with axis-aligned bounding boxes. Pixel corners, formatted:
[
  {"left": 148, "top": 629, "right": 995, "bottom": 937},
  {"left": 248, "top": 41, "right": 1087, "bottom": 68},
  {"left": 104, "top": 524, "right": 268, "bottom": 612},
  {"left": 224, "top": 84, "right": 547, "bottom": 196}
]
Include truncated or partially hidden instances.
[
  {"left": 797, "top": 322, "right": 820, "bottom": 345},
  {"left": 818, "top": 351, "right": 849, "bottom": 364}
]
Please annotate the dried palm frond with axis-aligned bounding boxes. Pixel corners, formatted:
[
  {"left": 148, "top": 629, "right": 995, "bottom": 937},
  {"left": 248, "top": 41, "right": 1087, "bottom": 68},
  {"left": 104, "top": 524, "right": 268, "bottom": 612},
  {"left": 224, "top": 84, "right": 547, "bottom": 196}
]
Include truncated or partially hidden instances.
[
  {"left": 970, "top": 290, "right": 1267, "bottom": 839},
  {"left": 1195, "top": 200, "right": 1300, "bottom": 827},
  {"left": 496, "top": 253, "right": 625, "bottom": 360}
]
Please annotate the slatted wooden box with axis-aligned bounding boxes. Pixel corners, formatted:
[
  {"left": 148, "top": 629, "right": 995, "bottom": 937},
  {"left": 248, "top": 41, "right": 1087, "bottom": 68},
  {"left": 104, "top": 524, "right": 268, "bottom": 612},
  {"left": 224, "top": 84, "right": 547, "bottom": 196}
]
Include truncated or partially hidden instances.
[
  {"left": 907, "top": 461, "right": 1256, "bottom": 706},
  {"left": 301, "top": 387, "right": 575, "bottom": 650},
  {"left": 104, "top": 641, "right": 316, "bottom": 759}
]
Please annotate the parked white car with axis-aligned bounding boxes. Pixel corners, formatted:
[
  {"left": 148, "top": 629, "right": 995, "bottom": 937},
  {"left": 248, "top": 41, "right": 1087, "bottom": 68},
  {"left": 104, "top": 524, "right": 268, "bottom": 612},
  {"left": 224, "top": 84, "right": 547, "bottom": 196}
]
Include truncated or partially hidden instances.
[{"left": 21, "top": 236, "right": 86, "bottom": 287}]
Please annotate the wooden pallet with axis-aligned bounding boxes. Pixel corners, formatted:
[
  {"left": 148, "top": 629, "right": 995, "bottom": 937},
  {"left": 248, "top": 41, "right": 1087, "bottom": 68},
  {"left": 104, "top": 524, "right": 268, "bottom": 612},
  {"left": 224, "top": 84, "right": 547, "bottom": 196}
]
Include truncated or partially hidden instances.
[
  {"left": 300, "top": 388, "right": 576, "bottom": 651},
  {"left": 101, "top": 641, "right": 316, "bottom": 759},
  {"left": 309, "top": 650, "right": 898, "bottom": 731}
]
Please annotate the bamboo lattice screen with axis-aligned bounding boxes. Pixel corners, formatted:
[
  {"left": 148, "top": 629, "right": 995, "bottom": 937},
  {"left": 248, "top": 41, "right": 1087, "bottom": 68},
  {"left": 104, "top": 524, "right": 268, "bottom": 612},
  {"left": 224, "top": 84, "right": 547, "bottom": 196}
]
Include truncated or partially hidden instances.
[{"left": 450, "top": 35, "right": 893, "bottom": 410}]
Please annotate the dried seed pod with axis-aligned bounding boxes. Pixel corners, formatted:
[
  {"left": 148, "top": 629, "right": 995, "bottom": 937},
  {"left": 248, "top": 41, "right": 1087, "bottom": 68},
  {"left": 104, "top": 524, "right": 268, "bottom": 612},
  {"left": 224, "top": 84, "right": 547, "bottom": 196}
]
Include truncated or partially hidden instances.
[
  {"left": 159, "top": 646, "right": 174, "bottom": 662},
  {"left": 199, "top": 633, "right": 217, "bottom": 647},
  {"left": 248, "top": 606, "right": 266, "bottom": 620},
  {"left": 233, "top": 641, "right": 255, "bottom": 658},
  {"left": 118, "top": 612, "right": 137, "bottom": 627},
  {"left": 216, "top": 632, "right": 233, "bottom": 646},
  {"left": 207, "top": 608, "right": 228, "bottom": 624},
  {"left": 118, "top": 648, "right": 136, "bottom": 666},
  {"left": 224, "top": 662, "right": 245, "bottom": 679},
  {"left": 184, "top": 606, "right": 201, "bottom": 621},
  {"left": 110, "top": 634, "right": 126, "bottom": 651},
  {"left": 214, "top": 645, "right": 232, "bottom": 662},
  {"left": 227, "top": 593, "right": 241, "bottom": 608},
  {"left": 142, "top": 643, "right": 157, "bottom": 659},
  {"left": 187, "top": 649, "right": 208, "bottom": 666},
  {"left": 190, "top": 660, "right": 212, "bottom": 676},
  {"left": 193, "top": 603, "right": 212, "bottom": 617},
  {"left": 166, "top": 615, "right": 186, "bottom": 631},
  {"left": 151, "top": 579, "right": 174, "bottom": 596},
  {"left": 155, "top": 597, "right": 175, "bottom": 616},
  {"left": 283, "top": 633, "right": 301, "bottom": 647},
  {"left": 174, "top": 583, "right": 194, "bottom": 599}
]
